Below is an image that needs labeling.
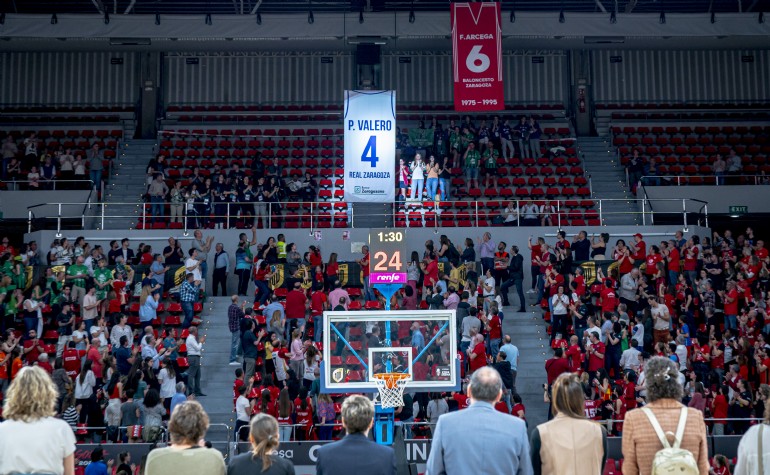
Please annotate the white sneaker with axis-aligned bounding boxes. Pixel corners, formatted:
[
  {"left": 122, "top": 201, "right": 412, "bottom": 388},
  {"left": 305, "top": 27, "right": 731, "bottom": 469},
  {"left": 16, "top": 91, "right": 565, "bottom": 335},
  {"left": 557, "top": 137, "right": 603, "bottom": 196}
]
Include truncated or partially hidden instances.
[
  {"left": 229, "top": 361, "right": 241, "bottom": 366},
  {"left": 526, "top": 289, "right": 536, "bottom": 294}
]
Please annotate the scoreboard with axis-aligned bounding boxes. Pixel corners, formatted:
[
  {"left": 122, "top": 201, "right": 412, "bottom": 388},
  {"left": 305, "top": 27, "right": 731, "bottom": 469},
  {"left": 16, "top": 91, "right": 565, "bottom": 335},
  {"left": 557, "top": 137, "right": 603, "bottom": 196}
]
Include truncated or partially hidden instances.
[{"left": 369, "top": 228, "right": 407, "bottom": 284}]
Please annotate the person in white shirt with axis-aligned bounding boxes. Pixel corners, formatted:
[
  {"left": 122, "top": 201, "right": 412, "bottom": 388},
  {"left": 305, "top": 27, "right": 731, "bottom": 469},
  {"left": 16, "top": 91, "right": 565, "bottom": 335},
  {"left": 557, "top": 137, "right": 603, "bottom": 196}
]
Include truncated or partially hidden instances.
[
  {"left": 234, "top": 385, "right": 254, "bottom": 441},
  {"left": 185, "top": 326, "right": 206, "bottom": 396},
  {"left": 0, "top": 366, "right": 77, "bottom": 475},
  {"left": 550, "top": 285, "right": 570, "bottom": 340},
  {"left": 89, "top": 316, "right": 109, "bottom": 348},
  {"left": 185, "top": 248, "right": 202, "bottom": 283},
  {"left": 521, "top": 201, "right": 540, "bottom": 226},
  {"left": 409, "top": 154, "right": 425, "bottom": 201},
  {"left": 75, "top": 359, "right": 97, "bottom": 424},
  {"left": 481, "top": 268, "right": 496, "bottom": 313},
  {"left": 619, "top": 346, "right": 641, "bottom": 373}
]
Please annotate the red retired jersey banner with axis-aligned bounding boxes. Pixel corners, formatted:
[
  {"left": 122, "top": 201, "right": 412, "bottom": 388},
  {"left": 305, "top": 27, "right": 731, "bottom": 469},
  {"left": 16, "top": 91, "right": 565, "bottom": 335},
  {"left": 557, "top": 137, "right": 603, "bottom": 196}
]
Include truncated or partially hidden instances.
[{"left": 451, "top": 2, "right": 504, "bottom": 112}]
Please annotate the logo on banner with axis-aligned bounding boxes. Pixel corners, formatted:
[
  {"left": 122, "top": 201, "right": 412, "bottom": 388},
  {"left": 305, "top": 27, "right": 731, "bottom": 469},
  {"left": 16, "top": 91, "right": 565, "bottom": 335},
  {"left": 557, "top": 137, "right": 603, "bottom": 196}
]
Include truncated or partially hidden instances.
[{"left": 451, "top": 2, "right": 504, "bottom": 112}]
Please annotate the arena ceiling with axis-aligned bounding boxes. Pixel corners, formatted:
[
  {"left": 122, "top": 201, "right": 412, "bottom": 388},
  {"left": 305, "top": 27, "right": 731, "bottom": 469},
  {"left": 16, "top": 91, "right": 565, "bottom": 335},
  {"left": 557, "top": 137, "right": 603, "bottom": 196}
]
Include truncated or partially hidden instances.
[{"left": 3, "top": 0, "right": 769, "bottom": 15}]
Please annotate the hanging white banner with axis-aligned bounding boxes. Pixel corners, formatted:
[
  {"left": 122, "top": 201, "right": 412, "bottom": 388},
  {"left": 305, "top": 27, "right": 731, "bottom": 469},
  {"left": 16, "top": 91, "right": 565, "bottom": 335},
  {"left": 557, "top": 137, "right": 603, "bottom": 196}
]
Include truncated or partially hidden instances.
[{"left": 343, "top": 90, "right": 396, "bottom": 203}]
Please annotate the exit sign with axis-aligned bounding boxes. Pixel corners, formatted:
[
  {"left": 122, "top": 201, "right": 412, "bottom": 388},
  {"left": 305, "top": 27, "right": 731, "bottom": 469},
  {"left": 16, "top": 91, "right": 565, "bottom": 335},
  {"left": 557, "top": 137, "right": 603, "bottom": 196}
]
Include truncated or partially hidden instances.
[{"left": 729, "top": 205, "right": 748, "bottom": 215}]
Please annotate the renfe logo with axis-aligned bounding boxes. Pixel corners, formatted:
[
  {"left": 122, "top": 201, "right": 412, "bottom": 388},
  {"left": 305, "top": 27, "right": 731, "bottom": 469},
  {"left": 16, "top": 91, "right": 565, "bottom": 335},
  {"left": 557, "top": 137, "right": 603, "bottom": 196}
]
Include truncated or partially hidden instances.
[{"left": 371, "top": 272, "right": 407, "bottom": 284}]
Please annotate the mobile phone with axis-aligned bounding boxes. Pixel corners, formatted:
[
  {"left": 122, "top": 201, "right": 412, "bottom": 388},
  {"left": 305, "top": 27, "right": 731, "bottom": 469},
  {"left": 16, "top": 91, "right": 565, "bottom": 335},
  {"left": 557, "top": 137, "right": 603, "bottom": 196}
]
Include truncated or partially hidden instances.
[{"left": 270, "top": 265, "right": 276, "bottom": 273}]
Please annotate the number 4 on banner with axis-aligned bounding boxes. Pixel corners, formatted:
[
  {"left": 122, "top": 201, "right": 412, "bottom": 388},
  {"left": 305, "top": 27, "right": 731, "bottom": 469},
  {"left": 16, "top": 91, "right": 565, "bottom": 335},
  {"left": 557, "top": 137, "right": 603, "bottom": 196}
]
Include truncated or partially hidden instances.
[{"left": 361, "top": 135, "right": 379, "bottom": 167}]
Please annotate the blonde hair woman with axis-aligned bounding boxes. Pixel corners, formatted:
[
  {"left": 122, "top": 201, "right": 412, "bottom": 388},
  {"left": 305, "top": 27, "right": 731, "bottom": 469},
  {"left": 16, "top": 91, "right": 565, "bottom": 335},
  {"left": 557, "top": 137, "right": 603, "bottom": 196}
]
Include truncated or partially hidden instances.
[
  {"left": 530, "top": 372, "right": 607, "bottom": 475},
  {"left": 227, "top": 413, "right": 296, "bottom": 475},
  {"left": 145, "top": 401, "right": 225, "bottom": 475},
  {"left": 0, "top": 366, "right": 77, "bottom": 475}
]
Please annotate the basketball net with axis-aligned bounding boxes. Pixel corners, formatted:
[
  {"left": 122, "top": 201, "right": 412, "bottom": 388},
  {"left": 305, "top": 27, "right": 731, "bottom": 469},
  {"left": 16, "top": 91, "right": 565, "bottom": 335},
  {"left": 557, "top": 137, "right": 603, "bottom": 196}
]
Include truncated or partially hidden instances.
[{"left": 372, "top": 372, "right": 411, "bottom": 409}]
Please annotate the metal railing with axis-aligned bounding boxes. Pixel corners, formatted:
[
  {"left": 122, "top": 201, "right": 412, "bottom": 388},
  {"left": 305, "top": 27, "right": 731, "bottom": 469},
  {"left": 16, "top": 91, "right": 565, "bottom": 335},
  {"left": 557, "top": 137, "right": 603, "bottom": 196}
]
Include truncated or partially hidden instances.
[
  {"left": 28, "top": 197, "right": 711, "bottom": 233},
  {"left": 3, "top": 178, "right": 96, "bottom": 191},
  {"left": 636, "top": 174, "right": 770, "bottom": 187}
]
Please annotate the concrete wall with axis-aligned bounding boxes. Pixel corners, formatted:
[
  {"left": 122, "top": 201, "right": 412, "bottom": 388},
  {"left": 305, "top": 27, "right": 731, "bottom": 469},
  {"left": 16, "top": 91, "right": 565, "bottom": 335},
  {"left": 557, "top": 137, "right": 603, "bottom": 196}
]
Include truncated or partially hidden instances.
[
  {"left": 25, "top": 224, "right": 710, "bottom": 292},
  {"left": 2, "top": 190, "right": 93, "bottom": 219},
  {"left": 642, "top": 185, "right": 770, "bottom": 215}
]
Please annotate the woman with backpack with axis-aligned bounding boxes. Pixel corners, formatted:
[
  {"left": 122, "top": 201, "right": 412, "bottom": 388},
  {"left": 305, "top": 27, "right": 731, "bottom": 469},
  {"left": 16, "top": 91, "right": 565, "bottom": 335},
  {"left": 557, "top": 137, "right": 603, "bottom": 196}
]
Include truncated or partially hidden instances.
[{"left": 621, "top": 356, "right": 709, "bottom": 475}]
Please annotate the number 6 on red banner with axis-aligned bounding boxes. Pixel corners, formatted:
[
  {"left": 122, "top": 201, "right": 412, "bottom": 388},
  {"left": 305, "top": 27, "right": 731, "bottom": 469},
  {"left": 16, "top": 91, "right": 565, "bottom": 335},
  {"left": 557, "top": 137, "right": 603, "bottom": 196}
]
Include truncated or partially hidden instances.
[{"left": 451, "top": 2, "right": 504, "bottom": 112}]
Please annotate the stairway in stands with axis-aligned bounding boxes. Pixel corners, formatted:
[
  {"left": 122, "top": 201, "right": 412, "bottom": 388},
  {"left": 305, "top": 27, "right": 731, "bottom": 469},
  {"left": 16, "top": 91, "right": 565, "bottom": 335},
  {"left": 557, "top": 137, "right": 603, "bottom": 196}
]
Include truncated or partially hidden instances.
[
  {"left": 101, "top": 139, "right": 157, "bottom": 229},
  {"left": 196, "top": 296, "right": 238, "bottom": 451},
  {"left": 578, "top": 136, "right": 639, "bottom": 226}
]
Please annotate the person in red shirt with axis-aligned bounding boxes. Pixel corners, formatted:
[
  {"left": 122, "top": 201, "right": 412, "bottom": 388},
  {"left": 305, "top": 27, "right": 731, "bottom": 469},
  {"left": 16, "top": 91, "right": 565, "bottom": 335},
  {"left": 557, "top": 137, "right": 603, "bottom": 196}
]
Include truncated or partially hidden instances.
[
  {"left": 572, "top": 268, "right": 586, "bottom": 297},
  {"left": 723, "top": 281, "right": 740, "bottom": 331},
  {"left": 665, "top": 241, "right": 680, "bottom": 283},
  {"left": 614, "top": 240, "right": 634, "bottom": 276},
  {"left": 36, "top": 353, "right": 54, "bottom": 373},
  {"left": 422, "top": 258, "right": 439, "bottom": 290},
  {"left": 630, "top": 233, "right": 646, "bottom": 262},
  {"left": 599, "top": 280, "right": 619, "bottom": 314},
  {"left": 310, "top": 289, "right": 328, "bottom": 343},
  {"left": 308, "top": 245, "right": 323, "bottom": 268},
  {"left": 22, "top": 329, "right": 44, "bottom": 364},
  {"left": 623, "top": 371, "right": 637, "bottom": 410},
  {"left": 584, "top": 398, "right": 602, "bottom": 420},
  {"left": 285, "top": 282, "right": 308, "bottom": 336},
  {"left": 711, "top": 385, "right": 729, "bottom": 435},
  {"left": 233, "top": 368, "right": 244, "bottom": 408},
  {"left": 528, "top": 236, "right": 544, "bottom": 292},
  {"left": 565, "top": 335, "right": 583, "bottom": 372},
  {"left": 682, "top": 239, "right": 699, "bottom": 284},
  {"left": 586, "top": 333, "right": 605, "bottom": 373},
  {"left": 252, "top": 261, "right": 272, "bottom": 305},
  {"left": 293, "top": 387, "right": 314, "bottom": 440},
  {"left": 486, "top": 309, "right": 502, "bottom": 357},
  {"left": 545, "top": 347, "right": 570, "bottom": 386},
  {"left": 324, "top": 253, "right": 339, "bottom": 288},
  {"left": 62, "top": 341, "right": 81, "bottom": 378},
  {"left": 467, "top": 334, "right": 487, "bottom": 373},
  {"left": 756, "top": 240, "right": 768, "bottom": 260},
  {"left": 645, "top": 246, "right": 663, "bottom": 277},
  {"left": 356, "top": 245, "right": 373, "bottom": 301},
  {"left": 452, "top": 391, "right": 469, "bottom": 410}
]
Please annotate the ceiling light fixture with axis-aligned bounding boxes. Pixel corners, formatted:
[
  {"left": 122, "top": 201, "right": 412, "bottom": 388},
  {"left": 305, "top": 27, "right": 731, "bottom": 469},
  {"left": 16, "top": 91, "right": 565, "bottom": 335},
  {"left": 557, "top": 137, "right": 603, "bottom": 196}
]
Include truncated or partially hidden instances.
[{"left": 51, "top": 13, "right": 58, "bottom": 24}]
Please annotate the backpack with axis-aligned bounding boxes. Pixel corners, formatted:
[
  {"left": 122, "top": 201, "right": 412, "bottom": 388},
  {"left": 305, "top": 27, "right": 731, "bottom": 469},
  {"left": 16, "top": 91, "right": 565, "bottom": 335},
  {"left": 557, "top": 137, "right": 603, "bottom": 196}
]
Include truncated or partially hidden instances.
[{"left": 641, "top": 407, "right": 699, "bottom": 475}]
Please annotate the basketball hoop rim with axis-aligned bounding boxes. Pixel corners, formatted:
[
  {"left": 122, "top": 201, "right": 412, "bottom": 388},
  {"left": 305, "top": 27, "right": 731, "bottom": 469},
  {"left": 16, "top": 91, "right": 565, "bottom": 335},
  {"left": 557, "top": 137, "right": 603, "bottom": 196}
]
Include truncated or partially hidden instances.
[{"left": 373, "top": 372, "right": 412, "bottom": 390}]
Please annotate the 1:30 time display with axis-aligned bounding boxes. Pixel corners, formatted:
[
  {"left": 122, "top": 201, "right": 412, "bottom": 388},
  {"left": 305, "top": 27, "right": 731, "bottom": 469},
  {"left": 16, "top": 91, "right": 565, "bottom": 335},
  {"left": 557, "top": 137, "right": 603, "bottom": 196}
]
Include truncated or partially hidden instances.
[{"left": 377, "top": 231, "right": 403, "bottom": 243}]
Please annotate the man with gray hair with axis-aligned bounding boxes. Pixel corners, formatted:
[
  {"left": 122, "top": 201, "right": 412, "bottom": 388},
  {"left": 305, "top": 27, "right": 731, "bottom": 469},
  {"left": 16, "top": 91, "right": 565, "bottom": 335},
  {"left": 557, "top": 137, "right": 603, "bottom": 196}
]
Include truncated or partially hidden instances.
[
  {"left": 426, "top": 367, "right": 533, "bottom": 475},
  {"left": 316, "top": 395, "right": 396, "bottom": 475}
]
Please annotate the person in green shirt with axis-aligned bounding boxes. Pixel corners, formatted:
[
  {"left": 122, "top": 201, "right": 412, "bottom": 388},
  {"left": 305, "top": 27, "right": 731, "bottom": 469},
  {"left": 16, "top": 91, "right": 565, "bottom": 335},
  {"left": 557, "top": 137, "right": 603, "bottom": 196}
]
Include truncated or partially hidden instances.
[
  {"left": 238, "top": 226, "right": 258, "bottom": 263},
  {"left": 276, "top": 233, "right": 287, "bottom": 263},
  {"left": 463, "top": 142, "right": 481, "bottom": 190},
  {"left": 482, "top": 142, "right": 500, "bottom": 189},
  {"left": 93, "top": 259, "right": 113, "bottom": 301},
  {"left": 66, "top": 255, "right": 89, "bottom": 305}
]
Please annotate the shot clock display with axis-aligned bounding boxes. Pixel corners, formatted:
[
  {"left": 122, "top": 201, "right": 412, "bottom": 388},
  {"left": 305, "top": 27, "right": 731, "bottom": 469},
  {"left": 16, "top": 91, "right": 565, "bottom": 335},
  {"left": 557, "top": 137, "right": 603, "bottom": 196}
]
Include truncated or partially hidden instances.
[{"left": 369, "top": 229, "right": 407, "bottom": 284}]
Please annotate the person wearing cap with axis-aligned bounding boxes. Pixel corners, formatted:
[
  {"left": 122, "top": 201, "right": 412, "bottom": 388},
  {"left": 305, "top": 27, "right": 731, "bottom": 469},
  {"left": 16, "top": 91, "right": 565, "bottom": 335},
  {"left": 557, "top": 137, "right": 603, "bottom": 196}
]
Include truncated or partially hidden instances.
[{"left": 629, "top": 233, "right": 646, "bottom": 263}]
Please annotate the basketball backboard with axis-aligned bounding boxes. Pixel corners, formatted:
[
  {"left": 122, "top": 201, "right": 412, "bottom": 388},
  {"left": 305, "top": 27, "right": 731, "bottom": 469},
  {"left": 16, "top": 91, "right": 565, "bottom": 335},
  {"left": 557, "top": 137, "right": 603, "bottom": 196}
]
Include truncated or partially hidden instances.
[{"left": 320, "top": 310, "right": 459, "bottom": 393}]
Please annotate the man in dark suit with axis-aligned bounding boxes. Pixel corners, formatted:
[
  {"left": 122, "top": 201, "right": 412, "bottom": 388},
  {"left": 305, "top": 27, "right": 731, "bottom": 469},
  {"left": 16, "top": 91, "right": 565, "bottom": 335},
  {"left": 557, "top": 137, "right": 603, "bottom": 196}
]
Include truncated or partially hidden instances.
[
  {"left": 316, "top": 395, "right": 396, "bottom": 475},
  {"left": 500, "top": 245, "right": 526, "bottom": 312}
]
